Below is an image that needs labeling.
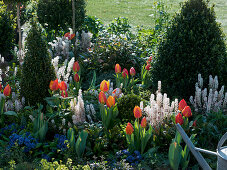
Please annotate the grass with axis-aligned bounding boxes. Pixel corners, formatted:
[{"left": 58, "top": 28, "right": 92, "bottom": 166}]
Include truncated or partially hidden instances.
[{"left": 86, "top": 0, "right": 227, "bottom": 36}]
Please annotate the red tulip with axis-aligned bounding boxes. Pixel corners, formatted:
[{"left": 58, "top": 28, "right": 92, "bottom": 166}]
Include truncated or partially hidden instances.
[
  {"left": 182, "top": 106, "right": 192, "bottom": 118},
  {"left": 134, "top": 106, "right": 142, "bottom": 119},
  {"left": 100, "top": 80, "right": 110, "bottom": 92},
  {"left": 73, "top": 61, "right": 80, "bottom": 72},
  {"left": 61, "top": 90, "right": 68, "bottom": 98},
  {"left": 175, "top": 113, "right": 184, "bottom": 125},
  {"left": 106, "top": 96, "right": 115, "bottom": 108},
  {"left": 141, "top": 117, "right": 147, "bottom": 128},
  {"left": 148, "top": 56, "right": 152, "bottom": 63},
  {"left": 145, "top": 64, "right": 151, "bottom": 71},
  {"left": 59, "top": 81, "right": 67, "bottom": 91},
  {"left": 3, "top": 84, "right": 11, "bottom": 97},
  {"left": 179, "top": 99, "right": 187, "bottom": 111},
  {"left": 0, "top": 83, "right": 2, "bottom": 91},
  {"left": 50, "top": 79, "right": 59, "bottom": 91},
  {"left": 99, "top": 91, "right": 107, "bottom": 104},
  {"left": 122, "top": 68, "right": 128, "bottom": 79},
  {"left": 115, "top": 64, "right": 121, "bottom": 74},
  {"left": 130, "top": 67, "right": 136, "bottom": 76},
  {"left": 126, "top": 122, "right": 134, "bottom": 135},
  {"left": 74, "top": 73, "right": 80, "bottom": 82},
  {"left": 193, "top": 120, "right": 197, "bottom": 127},
  {"left": 64, "top": 32, "right": 75, "bottom": 40}
]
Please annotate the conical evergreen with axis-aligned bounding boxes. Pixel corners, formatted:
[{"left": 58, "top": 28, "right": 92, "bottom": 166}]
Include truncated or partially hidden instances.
[
  {"left": 21, "top": 21, "right": 56, "bottom": 106},
  {"left": 152, "top": 0, "right": 227, "bottom": 100}
]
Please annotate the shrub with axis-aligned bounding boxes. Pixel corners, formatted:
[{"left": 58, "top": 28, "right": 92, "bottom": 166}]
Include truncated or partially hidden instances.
[
  {"left": 0, "top": 1, "right": 14, "bottom": 59},
  {"left": 21, "top": 21, "right": 56, "bottom": 106},
  {"left": 37, "top": 0, "right": 86, "bottom": 34},
  {"left": 152, "top": 0, "right": 227, "bottom": 100},
  {"left": 117, "top": 94, "right": 143, "bottom": 122}
]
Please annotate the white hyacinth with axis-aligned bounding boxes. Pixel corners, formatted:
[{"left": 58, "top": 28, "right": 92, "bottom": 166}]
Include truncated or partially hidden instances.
[
  {"left": 70, "top": 89, "right": 86, "bottom": 125},
  {"left": 144, "top": 81, "right": 177, "bottom": 127},
  {"left": 190, "top": 74, "right": 227, "bottom": 114}
]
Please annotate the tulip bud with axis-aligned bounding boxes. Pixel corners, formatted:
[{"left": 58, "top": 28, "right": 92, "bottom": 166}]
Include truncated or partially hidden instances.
[
  {"left": 74, "top": 73, "right": 80, "bottom": 82},
  {"left": 126, "top": 122, "right": 134, "bottom": 135},
  {"left": 148, "top": 56, "right": 152, "bottom": 63},
  {"left": 178, "top": 99, "right": 187, "bottom": 111},
  {"left": 134, "top": 106, "right": 142, "bottom": 119},
  {"left": 106, "top": 96, "right": 115, "bottom": 108},
  {"left": 130, "top": 67, "right": 136, "bottom": 76},
  {"left": 100, "top": 80, "right": 110, "bottom": 92},
  {"left": 99, "top": 91, "right": 107, "bottom": 104},
  {"left": 49, "top": 80, "right": 54, "bottom": 90},
  {"left": 122, "top": 68, "right": 128, "bottom": 79},
  {"left": 175, "top": 113, "right": 184, "bottom": 125},
  {"left": 50, "top": 79, "right": 59, "bottom": 91},
  {"left": 115, "top": 64, "right": 121, "bottom": 74},
  {"left": 73, "top": 61, "right": 80, "bottom": 72},
  {"left": 59, "top": 81, "right": 67, "bottom": 91},
  {"left": 141, "top": 117, "right": 147, "bottom": 128},
  {"left": 0, "top": 83, "right": 2, "bottom": 91},
  {"left": 3, "top": 84, "right": 11, "bottom": 97},
  {"left": 193, "top": 120, "right": 197, "bottom": 127},
  {"left": 145, "top": 64, "right": 151, "bottom": 71},
  {"left": 61, "top": 90, "right": 68, "bottom": 98},
  {"left": 182, "top": 106, "right": 192, "bottom": 117}
]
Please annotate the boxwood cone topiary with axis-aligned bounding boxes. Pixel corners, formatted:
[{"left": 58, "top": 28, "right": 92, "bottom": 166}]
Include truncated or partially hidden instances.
[
  {"left": 0, "top": 1, "right": 15, "bottom": 59},
  {"left": 21, "top": 20, "right": 56, "bottom": 106},
  {"left": 152, "top": 0, "right": 227, "bottom": 100}
]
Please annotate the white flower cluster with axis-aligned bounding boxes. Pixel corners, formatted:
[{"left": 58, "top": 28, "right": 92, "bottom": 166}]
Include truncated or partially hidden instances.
[
  {"left": 48, "top": 37, "right": 71, "bottom": 59},
  {"left": 70, "top": 89, "right": 86, "bottom": 125},
  {"left": 144, "top": 81, "right": 178, "bottom": 127},
  {"left": 0, "top": 54, "right": 5, "bottom": 63},
  {"left": 52, "top": 57, "right": 75, "bottom": 83},
  {"left": 190, "top": 74, "right": 227, "bottom": 113},
  {"left": 86, "top": 104, "right": 96, "bottom": 123},
  {"left": 4, "top": 92, "right": 25, "bottom": 112},
  {"left": 81, "top": 31, "right": 92, "bottom": 51}
]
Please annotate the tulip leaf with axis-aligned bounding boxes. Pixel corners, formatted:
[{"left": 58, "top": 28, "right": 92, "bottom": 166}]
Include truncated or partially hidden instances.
[{"left": 4, "top": 111, "right": 18, "bottom": 117}]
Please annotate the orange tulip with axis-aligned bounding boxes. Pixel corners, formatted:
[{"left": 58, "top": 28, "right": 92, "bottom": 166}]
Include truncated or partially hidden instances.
[
  {"left": 126, "top": 122, "right": 134, "bottom": 135},
  {"left": 175, "top": 113, "right": 184, "bottom": 125},
  {"left": 59, "top": 81, "right": 67, "bottom": 91},
  {"left": 115, "top": 64, "right": 121, "bottom": 74},
  {"left": 3, "top": 84, "right": 11, "bottom": 97},
  {"left": 61, "top": 90, "right": 68, "bottom": 98},
  {"left": 179, "top": 99, "right": 187, "bottom": 111},
  {"left": 106, "top": 96, "right": 115, "bottom": 108},
  {"left": 182, "top": 106, "right": 192, "bottom": 117},
  {"left": 74, "top": 73, "right": 80, "bottom": 82},
  {"left": 141, "top": 117, "right": 147, "bottom": 128},
  {"left": 50, "top": 79, "right": 59, "bottom": 91},
  {"left": 134, "top": 106, "right": 142, "bottom": 119},
  {"left": 73, "top": 61, "right": 80, "bottom": 72},
  {"left": 100, "top": 80, "right": 110, "bottom": 92},
  {"left": 130, "top": 67, "right": 136, "bottom": 76},
  {"left": 64, "top": 32, "right": 75, "bottom": 40},
  {"left": 99, "top": 91, "right": 107, "bottom": 104}
]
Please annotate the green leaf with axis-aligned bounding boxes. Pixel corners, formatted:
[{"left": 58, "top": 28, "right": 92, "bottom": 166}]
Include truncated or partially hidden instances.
[
  {"left": 168, "top": 142, "right": 182, "bottom": 170},
  {"left": 4, "top": 111, "right": 18, "bottom": 117},
  {"left": 76, "top": 130, "right": 88, "bottom": 158}
]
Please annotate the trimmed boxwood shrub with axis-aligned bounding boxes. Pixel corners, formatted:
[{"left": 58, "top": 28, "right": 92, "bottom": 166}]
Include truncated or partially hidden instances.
[
  {"left": 117, "top": 94, "right": 143, "bottom": 122},
  {"left": 152, "top": 0, "right": 227, "bottom": 100},
  {"left": 21, "top": 21, "right": 56, "bottom": 106},
  {"left": 0, "top": 1, "right": 14, "bottom": 59}
]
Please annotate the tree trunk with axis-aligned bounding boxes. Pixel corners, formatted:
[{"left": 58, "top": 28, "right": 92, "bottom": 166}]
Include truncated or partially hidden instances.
[
  {"left": 72, "top": 0, "right": 75, "bottom": 33},
  {"left": 17, "top": 2, "right": 22, "bottom": 61}
]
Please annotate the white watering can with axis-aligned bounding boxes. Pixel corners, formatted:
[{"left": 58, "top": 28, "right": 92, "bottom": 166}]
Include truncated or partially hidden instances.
[{"left": 176, "top": 124, "right": 227, "bottom": 170}]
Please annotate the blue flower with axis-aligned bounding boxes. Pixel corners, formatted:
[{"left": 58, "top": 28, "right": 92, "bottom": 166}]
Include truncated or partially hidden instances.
[
  {"left": 134, "top": 150, "right": 140, "bottom": 156},
  {"left": 136, "top": 155, "right": 142, "bottom": 160},
  {"left": 122, "top": 149, "right": 130, "bottom": 155},
  {"left": 126, "top": 155, "right": 135, "bottom": 163}
]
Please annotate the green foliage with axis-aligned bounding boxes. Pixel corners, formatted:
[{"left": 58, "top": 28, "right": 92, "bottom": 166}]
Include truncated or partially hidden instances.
[
  {"left": 0, "top": 1, "right": 15, "bottom": 58},
  {"left": 20, "top": 21, "right": 56, "bottom": 106},
  {"left": 152, "top": 0, "right": 227, "bottom": 100},
  {"left": 67, "top": 128, "right": 88, "bottom": 158},
  {"left": 107, "top": 17, "right": 131, "bottom": 35},
  {"left": 117, "top": 94, "right": 142, "bottom": 122},
  {"left": 37, "top": 0, "right": 86, "bottom": 34}
]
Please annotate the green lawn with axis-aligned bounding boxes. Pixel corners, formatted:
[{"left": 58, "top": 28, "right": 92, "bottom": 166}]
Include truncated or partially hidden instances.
[{"left": 86, "top": 0, "right": 227, "bottom": 36}]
